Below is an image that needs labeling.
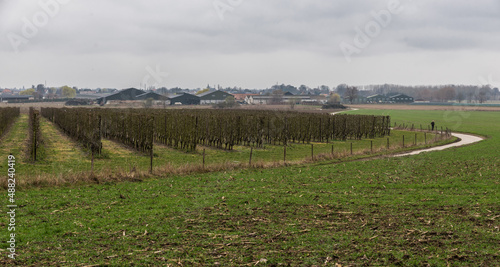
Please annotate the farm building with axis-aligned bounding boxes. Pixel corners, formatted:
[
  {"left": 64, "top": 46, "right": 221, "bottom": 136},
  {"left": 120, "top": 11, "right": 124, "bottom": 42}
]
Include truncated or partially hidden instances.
[
  {"left": 96, "top": 88, "right": 170, "bottom": 105},
  {"left": 388, "top": 94, "right": 414, "bottom": 103},
  {"left": 367, "top": 93, "right": 414, "bottom": 103},
  {"left": 96, "top": 88, "right": 145, "bottom": 105},
  {"left": 0, "top": 94, "right": 31, "bottom": 102},
  {"left": 167, "top": 93, "right": 200, "bottom": 105},
  {"left": 135, "top": 92, "right": 169, "bottom": 101},
  {"left": 198, "top": 90, "right": 234, "bottom": 105},
  {"left": 232, "top": 93, "right": 259, "bottom": 104},
  {"left": 366, "top": 94, "right": 388, "bottom": 103},
  {"left": 309, "top": 95, "right": 328, "bottom": 104},
  {"left": 75, "top": 93, "right": 114, "bottom": 101},
  {"left": 245, "top": 95, "right": 311, "bottom": 105}
]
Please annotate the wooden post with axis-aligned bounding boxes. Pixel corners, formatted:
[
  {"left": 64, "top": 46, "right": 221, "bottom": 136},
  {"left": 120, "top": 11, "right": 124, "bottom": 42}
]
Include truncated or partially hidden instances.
[
  {"left": 350, "top": 143, "right": 353, "bottom": 155},
  {"left": 149, "top": 116, "right": 154, "bottom": 174},
  {"left": 387, "top": 138, "right": 389, "bottom": 149},
  {"left": 249, "top": 147, "right": 253, "bottom": 166},
  {"left": 203, "top": 149, "right": 206, "bottom": 169},
  {"left": 284, "top": 146, "right": 287, "bottom": 164},
  {"left": 150, "top": 146, "right": 153, "bottom": 174},
  {"left": 311, "top": 144, "right": 314, "bottom": 161},
  {"left": 403, "top": 135, "right": 405, "bottom": 148},
  {"left": 414, "top": 133, "right": 417, "bottom": 145},
  {"left": 33, "top": 112, "right": 37, "bottom": 161},
  {"left": 33, "top": 129, "right": 37, "bottom": 162},
  {"left": 425, "top": 132, "right": 427, "bottom": 144},
  {"left": 371, "top": 140, "right": 373, "bottom": 153},
  {"left": 331, "top": 144, "right": 334, "bottom": 156},
  {"left": 91, "top": 149, "right": 94, "bottom": 174}
]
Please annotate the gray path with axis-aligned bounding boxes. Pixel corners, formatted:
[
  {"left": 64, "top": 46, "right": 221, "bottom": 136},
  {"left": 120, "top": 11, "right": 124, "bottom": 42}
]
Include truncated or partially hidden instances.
[
  {"left": 331, "top": 109, "right": 484, "bottom": 157},
  {"left": 393, "top": 133, "right": 484, "bottom": 157}
]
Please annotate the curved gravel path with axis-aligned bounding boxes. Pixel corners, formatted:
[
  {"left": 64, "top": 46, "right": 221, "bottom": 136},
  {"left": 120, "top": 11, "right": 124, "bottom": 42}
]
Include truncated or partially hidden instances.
[
  {"left": 331, "top": 109, "right": 484, "bottom": 157},
  {"left": 393, "top": 132, "right": 484, "bottom": 157}
]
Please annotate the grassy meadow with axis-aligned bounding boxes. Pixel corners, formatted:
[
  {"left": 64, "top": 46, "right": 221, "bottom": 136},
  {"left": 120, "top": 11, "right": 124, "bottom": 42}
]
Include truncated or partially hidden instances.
[{"left": 0, "top": 108, "right": 498, "bottom": 266}]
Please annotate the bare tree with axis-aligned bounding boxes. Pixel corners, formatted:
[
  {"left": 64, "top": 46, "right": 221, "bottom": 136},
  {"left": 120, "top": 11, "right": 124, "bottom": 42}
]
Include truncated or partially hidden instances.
[
  {"left": 467, "top": 92, "right": 474, "bottom": 103},
  {"left": 477, "top": 87, "right": 490, "bottom": 103},
  {"left": 456, "top": 92, "right": 465, "bottom": 103},
  {"left": 36, "top": 84, "right": 45, "bottom": 100},
  {"left": 441, "top": 87, "right": 456, "bottom": 102},
  {"left": 270, "top": 89, "right": 284, "bottom": 104},
  {"left": 493, "top": 88, "right": 499, "bottom": 100},
  {"left": 345, "top": 86, "right": 359, "bottom": 104}
]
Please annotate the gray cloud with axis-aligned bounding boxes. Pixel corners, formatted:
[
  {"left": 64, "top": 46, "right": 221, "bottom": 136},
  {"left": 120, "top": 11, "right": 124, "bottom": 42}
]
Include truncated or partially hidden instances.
[{"left": 1, "top": 0, "right": 499, "bottom": 89}]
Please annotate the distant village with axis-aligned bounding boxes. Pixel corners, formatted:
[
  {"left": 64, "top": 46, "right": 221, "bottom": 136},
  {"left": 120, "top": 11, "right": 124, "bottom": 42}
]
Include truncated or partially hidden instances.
[{"left": 0, "top": 83, "right": 497, "bottom": 106}]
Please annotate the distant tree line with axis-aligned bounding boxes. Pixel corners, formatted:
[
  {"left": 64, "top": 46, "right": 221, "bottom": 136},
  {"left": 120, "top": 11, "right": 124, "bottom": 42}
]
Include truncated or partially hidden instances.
[
  {"left": 13, "top": 82, "right": 498, "bottom": 104},
  {"left": 354, "top": 84, "right": 499, "bottom": 103},
  {"left": 20, "top": 84, "right": 77, "bottom": 100},
  {"left": 155, "top": 83, "right": 499, "bottom": 104}
]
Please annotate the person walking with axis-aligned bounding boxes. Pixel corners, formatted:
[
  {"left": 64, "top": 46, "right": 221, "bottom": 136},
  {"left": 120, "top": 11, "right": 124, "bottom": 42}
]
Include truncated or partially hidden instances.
[{"left": 431, "top": 120, "right": 435, "bottom": 131}]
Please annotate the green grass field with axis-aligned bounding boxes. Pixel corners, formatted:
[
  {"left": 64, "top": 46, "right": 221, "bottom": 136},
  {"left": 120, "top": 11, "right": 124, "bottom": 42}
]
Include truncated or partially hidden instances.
[{"left": 0, "top": 109, "right": 498, "bottom": 266}]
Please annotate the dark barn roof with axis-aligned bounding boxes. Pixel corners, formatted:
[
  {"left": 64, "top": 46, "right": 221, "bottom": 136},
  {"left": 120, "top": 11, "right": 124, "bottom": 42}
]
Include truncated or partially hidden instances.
[
  {"left": 366, "top": 93, "right": 414, "bottom": 103},
  {"left": 0, "top": 95, "right": 31, "bottom": 102},
  {"left": 135, "top": 92, "right": 169, "bottom": 101},
  {"left": 198, "top": 90, "right": 233, "bottom": 100},
  {"left": 96, "top": 88, "right": 166, "bottom": 104},
  {"left": 168, "top": 93, "right": 200, "bottom": 105}
]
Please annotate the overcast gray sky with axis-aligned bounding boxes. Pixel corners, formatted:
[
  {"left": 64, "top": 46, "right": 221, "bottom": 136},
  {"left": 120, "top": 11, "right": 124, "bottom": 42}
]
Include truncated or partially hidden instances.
[{"left": 1, "top": 0, "right": 499, "bottom": 89}]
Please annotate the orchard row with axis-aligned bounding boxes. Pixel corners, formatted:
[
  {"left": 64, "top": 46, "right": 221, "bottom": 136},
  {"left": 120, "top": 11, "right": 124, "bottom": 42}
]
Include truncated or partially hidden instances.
[{"left": 40, "top": 108, "right": 390, "bottom": 155}]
